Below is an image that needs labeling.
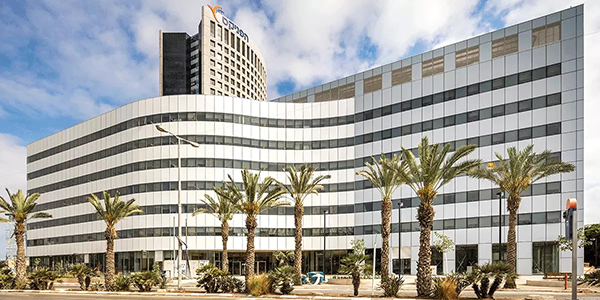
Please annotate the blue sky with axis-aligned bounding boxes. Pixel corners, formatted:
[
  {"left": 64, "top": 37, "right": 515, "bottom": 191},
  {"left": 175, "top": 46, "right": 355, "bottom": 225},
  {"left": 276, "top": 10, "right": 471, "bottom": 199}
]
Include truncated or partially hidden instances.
[{"left": 0, "top": 0, "right": 599, "bottom": 258}]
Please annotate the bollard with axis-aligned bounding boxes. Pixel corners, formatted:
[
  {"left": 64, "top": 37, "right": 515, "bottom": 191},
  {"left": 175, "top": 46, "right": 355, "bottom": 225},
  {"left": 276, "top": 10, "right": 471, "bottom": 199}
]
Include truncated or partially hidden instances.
[{"left": 564, "top": 273, "right": 568, "bottom": 290}]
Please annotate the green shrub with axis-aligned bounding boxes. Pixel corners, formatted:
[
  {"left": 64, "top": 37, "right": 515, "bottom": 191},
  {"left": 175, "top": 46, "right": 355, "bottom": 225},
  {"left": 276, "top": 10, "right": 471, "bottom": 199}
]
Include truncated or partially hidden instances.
[
  {"left": 467, "top": 262, "right": 516, "bottom": 299},
  {"left": 432, "top": 273, "right": 470, "bottom": 299},
  {"left": 130, "top": 271, "right": 161, "bottom": 292},
  {"left": 114, "top": 274, "right": 131, "bottom": 291},
  {"left": 220, "top": 275, "right": 244, "bottom": 293},
  {"left": 268, "top": 265, "right": 299, "bottom": 295},
  {"left": 68, "top": 264, "right": 93, "bottom": 290},
  {"left": 247, "top": 274, "right": 271, "bottom": 296},
  {"left": 0, "top": 262, "right": 14, "bottom": 289},
  {"left": 89, "top": 282, "right": 104, "bottom": 291},
  {"left": 380, "top": 274, "right": 404, "bottom": 297},
  {"left": 27, "top": 268, "right": 60, "bottom": 290},
  {"left": 196, "top": 264, "right": 244, "bottom": 293},
  {"left": 581, "top": 270, "right": 600, "bottom": 286}
]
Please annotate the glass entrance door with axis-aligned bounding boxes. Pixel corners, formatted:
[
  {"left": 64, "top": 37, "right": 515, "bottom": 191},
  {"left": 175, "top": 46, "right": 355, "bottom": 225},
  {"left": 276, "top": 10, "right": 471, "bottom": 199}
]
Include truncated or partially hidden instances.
[
  {"left": 533, "top": 242, "right": 558, "bottom": 274},
  {"left": 456, "top": 245, "right": 478, "bottom": 273},
  {"left": 256, "top": 261, "right": 267, "bottom": 274}
]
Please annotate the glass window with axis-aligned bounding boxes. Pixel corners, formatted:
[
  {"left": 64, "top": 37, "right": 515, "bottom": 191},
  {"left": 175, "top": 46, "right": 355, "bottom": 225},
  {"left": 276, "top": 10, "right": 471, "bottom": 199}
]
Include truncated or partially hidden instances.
[
  {"left": 519, "top": 99, "right": 532, "bottom": 112},
  {"left": 532, "top": 96, "right": 546, "bottom": 109},
  {"left": 546, "top": 182, "right": 561, "bottom": 194},
  {"left": 455, "top": 218, "right": 467, "bottom": 229},
  {"left": 532, "top": 125, "right": 546, "bottom": 138},
  {"left": 547, "top": 93, "right": 561, "bottom": 106},
  {"left": 532, "top": 212, "right": 546, "bottom": 224},
  {"left": 547, "top": 212, "right": 561, "bottom": 223},
  {"left": 505, "top": 74, "right": 518, "bottom": 87},
  {"left": 492, "top": 77, "right": 505, "bottom": 90},
  {"left": 467, "top": 217, "right": 479, "bottom": 228},
  {"left": 455, "top": 192, "right": 467, "bottom": 203},
  {"left": 518, "top": 214, "right": 532, "bottom": 225},
  {"left": 444, "top": 219, "right": 455, "bottom": 230}
]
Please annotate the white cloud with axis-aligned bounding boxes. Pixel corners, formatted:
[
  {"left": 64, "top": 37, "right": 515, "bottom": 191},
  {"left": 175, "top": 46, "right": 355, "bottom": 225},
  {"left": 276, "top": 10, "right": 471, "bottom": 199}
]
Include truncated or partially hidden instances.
[{"left": 0, "top": 133, "right": 25, "bottom": 260}]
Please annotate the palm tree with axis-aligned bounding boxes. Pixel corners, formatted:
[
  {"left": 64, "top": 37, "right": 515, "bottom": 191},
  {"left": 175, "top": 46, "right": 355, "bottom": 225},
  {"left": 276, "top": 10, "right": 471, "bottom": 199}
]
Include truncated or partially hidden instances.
[
  {"left": 338, "top": 239, "right": 371, "bottom": 296},
  {"left": 469, "top": 145, "right": 574, "bottom": 288},
  {"left": 356, "top": 154, "right": 404, "bottom": 279},
  {"left": 0, "top": 189, "right": 52, "bottom": 283},
  {"left": 391, "top": 137, "right": 481, "bottom": 296},
  {"left": 276, "top": 164, "right": 330, "bottom": 278},
  {"left": 221, "top": 169, "right": 287, "bottom": 287},
  {"left": 87, "top": 191, "right": 143, "bottom": 290},
  {"left": 193, "top": 186, "right": 240, "bottom": 273}
]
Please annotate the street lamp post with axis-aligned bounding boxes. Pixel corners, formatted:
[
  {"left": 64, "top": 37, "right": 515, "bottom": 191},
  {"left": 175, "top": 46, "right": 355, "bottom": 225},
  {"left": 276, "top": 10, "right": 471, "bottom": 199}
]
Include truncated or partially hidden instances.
[
  {"left": 496, "top": 191, "right": 503, "bottom": 262},
  {"left": 398, "top": 201, "right": 404, "bottom": 274},
  {"left": 323, "top": 210, "right": 328, "bottom": 278},
  {"left": 156, "top": 125, "right": 199, "bottom": 290}
]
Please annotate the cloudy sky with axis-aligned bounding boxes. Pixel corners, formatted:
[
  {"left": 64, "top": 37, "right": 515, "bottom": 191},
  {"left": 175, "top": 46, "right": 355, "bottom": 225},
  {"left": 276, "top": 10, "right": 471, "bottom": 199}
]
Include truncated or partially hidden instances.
[{"left": 0, "top": 0, "right": 598, "bottom": 258}]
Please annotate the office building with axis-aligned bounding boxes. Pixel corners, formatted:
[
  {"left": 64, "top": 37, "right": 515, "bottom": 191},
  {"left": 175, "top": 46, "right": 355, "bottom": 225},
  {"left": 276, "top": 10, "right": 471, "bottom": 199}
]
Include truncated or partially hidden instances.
[
  {"left": 159, "top": 5, "right": 267, "bottom": 100},
  {"left": 26, "top": 5, "right": 583, "bottom": 275}
]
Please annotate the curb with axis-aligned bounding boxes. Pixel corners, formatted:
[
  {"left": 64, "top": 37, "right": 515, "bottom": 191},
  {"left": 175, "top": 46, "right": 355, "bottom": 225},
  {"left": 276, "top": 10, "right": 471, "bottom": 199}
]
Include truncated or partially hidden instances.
[{"left": 0, "top": 290, "right": 418, "bottom": 300}]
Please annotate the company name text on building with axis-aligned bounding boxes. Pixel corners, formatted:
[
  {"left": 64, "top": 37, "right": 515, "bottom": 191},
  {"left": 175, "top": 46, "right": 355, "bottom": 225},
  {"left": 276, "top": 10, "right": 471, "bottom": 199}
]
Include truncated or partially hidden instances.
[
  {"left": 221, "top": 16, "right": 249, "bottom": 43},
  {"left": 208, "top": 5, "right": 249, "bottom": 43}
]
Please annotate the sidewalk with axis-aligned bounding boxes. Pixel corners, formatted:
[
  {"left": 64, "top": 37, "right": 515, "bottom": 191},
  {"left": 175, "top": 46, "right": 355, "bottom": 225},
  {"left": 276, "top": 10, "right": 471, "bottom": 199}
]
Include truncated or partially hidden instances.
[{"left": 5, "top": 275, "right": 598, "bottom": 299}]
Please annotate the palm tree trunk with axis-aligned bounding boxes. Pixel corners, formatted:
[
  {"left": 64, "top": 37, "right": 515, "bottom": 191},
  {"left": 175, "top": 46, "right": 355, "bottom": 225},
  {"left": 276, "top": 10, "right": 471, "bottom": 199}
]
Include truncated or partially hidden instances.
[
  {"left": 380, "top": 196, "right": 392, "bottom": 279},
  {"left": 15, "top": 221, "right": 26, "bottom": 284},
  {"left": 245, "top": 214, "right": 257, "bottom": 287},
  {"left": 294, "top": 202, "right": 304, "bottom": 279},
  {"left": 105, "top": 228, "right": 115, "bottom": 290},
  {"left": 504, "top": 195, "right": 520, "bottom": 289},
  {"left": 222, "top": 221, "right": 229, "bottom": 274},
  {"left": 416, "top": 194, "right": 435, "bottom": 297}
]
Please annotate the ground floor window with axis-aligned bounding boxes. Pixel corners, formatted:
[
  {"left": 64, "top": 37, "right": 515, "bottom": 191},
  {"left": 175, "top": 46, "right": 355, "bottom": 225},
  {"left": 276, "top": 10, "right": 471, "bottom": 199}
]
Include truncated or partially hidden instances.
[
  {"left": 393, "top": 258, "right": 410, "bottom": 275},
  {"left": 431, "top": 248, "right": 443, "bottom": 274},
  {"left": 532, "top": 242, "right": 558, "bottom": 274},
  {"left": 456, "top": 245, "right": 478, "bottom": 273},
  {"left": 492, "top": 243, "right": 507, "bottom": 263}
]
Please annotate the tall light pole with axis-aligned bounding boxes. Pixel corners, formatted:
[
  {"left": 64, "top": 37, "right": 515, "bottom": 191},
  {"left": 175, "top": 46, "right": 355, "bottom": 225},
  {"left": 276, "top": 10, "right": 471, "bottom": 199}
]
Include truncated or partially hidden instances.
[
  {"left": 323, "top": 210, "right": 328, "bottom": 277},
  {"left": 496, "top": 191, "right": 503, "bottom": 262},
  {"left": 156, "top": 125, "right": 199, "bottom": 289},
  {"left": 398, "top": 202, "right": 404, "bottom": 274}
]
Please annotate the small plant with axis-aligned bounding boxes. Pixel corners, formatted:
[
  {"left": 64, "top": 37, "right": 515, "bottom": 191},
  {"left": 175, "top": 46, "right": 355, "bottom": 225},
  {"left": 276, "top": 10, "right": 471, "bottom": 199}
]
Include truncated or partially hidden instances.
[
  {"left": 467, "top": 262, "right": 516, "bottom": 299},
  {"left": 89, "top": 282, "right": 104, "bottom": 291},
  {"left": 114, "top": 274, "right": 131, "bottom": 291},
  {"left": 247, "top": 274, "right": 271, "bottom": 296},
  {"left": 68, "top": 264, "right": 93, "bottom": 290},
  {"left": 197, "top": 264, "right": 226, "bottom": 293},
  {"left": 380, "top": 274, "right": 404, "bottom": 297},
  {"left": 580, "top": 270, "right": 600, "bottom": 286},
  {"left": 130, "top": 271, "right": 161, "bottom": 292},
  {"left": 196, "top": 264, "right": 243, "bottom": 293},
  {"left": 269, "top": 265, "right": 299, "bottom": 295},
  {"left": 0, "top": 262, "right": 14, "bottom": 289},
  {"left": 273, "top": 251, "right": 295, "bottom": 267},
  {"left": 432, "top": 273, "right": 470, "bottom": 299},
  {"left": 27, "top": 268, "right": 59, "bottom": 290},
  {"left": 220, "top": 275, "right": 244, "bottom": 293},
  {"left": 338, "top": 239, "right": 371, "bottom": 296}
]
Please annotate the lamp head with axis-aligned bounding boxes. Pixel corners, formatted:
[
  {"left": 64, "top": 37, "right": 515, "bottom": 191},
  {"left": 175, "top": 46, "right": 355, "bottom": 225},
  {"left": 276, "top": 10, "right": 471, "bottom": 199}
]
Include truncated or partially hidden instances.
[{"left": 155, "top": 125, "right": 168, "bottom": 133}]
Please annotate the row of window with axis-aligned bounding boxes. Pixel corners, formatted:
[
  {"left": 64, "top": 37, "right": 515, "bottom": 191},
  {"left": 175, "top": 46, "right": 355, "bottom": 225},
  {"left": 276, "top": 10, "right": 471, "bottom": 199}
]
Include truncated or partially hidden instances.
[
  {"left": 28, "top": 180, "right": 561, "bottom": 230},
  {"left": 28, "top": 63, "right": 561, "bottom": 163},
  {"left": 28, "top": 89, "right": 561, "bottom": 181},
  {"left": 209, "top": 20, "right": 266, "bottom": 85},
  {"left": 29, "top": 122, "right": 562, "bottom": 194},
  {"left": 306, "top": 26, "right": 562, "bottom": 104},
  {"left": 26, "top": 210, "right": 562, "bottom": 247}
]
